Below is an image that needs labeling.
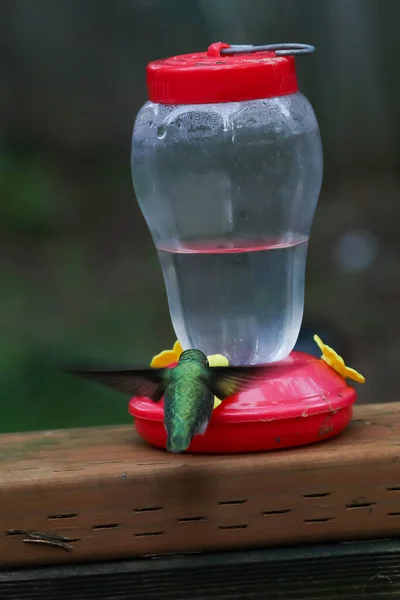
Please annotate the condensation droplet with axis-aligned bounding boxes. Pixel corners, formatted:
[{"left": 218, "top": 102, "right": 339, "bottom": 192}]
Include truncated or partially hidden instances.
[{"left": 157, "top": 126, "right": 167, "bottom": 140}]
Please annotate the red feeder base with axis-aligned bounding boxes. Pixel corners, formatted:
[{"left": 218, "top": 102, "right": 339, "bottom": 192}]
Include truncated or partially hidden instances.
[{"left": 128, "top": 351, "right": 357, "bottom": 454}]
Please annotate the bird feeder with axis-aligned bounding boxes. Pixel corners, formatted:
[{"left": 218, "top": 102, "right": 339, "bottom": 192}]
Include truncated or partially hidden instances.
[{"left": 129, "top": 42, "right": 364, "bottom": 453}]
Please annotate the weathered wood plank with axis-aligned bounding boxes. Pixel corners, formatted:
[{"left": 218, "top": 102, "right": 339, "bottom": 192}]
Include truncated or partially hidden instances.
[{"left": 0, "top": 403, "right": 399, "bottom": 568}]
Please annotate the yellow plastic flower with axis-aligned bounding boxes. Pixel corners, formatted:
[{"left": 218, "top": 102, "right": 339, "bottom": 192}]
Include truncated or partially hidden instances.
[
  {"left": 313, "top": 334, "right": 365, "bottom": 383},
  {"left": 150, "top": 341, "right": 229, "bottom": 408},
  {"left": 150, "top": 340, "right": 184, "bottom": 369},
  {"left": 207, "top": 354, "right": 229, "bottom": 409}
]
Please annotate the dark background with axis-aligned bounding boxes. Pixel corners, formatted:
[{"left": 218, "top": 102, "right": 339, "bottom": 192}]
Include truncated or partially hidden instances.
[{"left": 0, "top": 0, "right": 396, "bottom": 433}]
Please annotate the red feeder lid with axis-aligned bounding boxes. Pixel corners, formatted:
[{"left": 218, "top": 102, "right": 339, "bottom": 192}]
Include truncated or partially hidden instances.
[
  {"left": 147, "top": 41, "right": 299, "bottom": 105},
  {"left": 130, "top": 352, "right": 355, "bottom": 423},
  {"left": 128, "top": 351, "right": 357, "bottom": 454}
]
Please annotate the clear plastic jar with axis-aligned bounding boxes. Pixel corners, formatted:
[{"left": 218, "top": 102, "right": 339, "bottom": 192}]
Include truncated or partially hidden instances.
[{"left": 131, "top": 43, "right": 323, "bottom": 365}]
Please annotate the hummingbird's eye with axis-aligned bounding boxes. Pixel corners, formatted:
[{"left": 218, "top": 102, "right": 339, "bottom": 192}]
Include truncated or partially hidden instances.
[
  {"left": 202, "top": 355, "right": 210, "bottom": 367},
  {"left": 196, "top": 351, "right": 209, "bottom": 367}
]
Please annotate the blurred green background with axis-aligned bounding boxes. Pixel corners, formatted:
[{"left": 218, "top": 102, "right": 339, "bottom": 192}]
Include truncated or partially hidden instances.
[{"left": 0, "top": 0, "right": 397, "bottom": 433}]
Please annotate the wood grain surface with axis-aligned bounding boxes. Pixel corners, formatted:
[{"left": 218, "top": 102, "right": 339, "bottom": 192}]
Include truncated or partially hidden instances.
[{"left": 0, "top": 402, "right": 399, "bottom": 568}]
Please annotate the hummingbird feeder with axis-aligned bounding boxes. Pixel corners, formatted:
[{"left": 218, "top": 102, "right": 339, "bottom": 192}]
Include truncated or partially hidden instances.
[{"left": 129, "top": 42, "right": 364, "bottom": 453}]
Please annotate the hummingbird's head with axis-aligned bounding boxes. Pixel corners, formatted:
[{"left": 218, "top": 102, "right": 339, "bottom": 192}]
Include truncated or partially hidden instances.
[{"left": 179, "top": 349, "right": 209, "bottom": 367}]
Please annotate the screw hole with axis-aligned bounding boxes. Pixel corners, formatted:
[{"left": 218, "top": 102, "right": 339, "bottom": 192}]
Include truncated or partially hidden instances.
[
  {"left": 133, "top": 506, "right": 163, "bottom": 513},
  {"left": 303, "top": 493, "right": 332, "bottom": 499},
  {"left": 262, "top": 509, "right": 291, "bottom": 516},
  {"left": 134, "top": 531, "right": 164, "bottom": 537},
  {"left": 345, "top": 502, "right": 375, "bottom": 510},
  {"left": 304, "top": 518, "right": 334, "bottom": 523},
  {"left": 48, "top": 514, "right": 78, "bottom": 520},
  {"left": 218, "top": 499, "right": 248, "bottom": 506}
]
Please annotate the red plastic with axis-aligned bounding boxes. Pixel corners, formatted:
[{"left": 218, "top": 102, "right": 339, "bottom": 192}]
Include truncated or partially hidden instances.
[
  {"left": 146, "top": 42, "right": 298, "bottom": 105},
  {"left": 128, "top": 351, "right": 357, "bottom": 454}
]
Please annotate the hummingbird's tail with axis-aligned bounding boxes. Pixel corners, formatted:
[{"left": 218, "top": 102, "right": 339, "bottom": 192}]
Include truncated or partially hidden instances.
[{"left": 166, "top": 426, "right": 193, "bottom": 453}]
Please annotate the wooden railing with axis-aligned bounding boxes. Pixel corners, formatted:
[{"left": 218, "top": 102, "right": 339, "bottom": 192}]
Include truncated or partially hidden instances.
[{"left": 1, "top": 403, "right": 399, "bottom": 569}]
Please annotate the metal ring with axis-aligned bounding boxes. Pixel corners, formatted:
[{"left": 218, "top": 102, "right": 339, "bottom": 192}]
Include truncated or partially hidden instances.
[{"left": 220, "top": 43, "right": 315, "bottom": 57}]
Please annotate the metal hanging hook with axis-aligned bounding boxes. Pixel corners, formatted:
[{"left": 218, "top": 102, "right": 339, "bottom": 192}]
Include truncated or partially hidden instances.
[{"left": 220, "top": 43, "right": 315, "bottom": 57}]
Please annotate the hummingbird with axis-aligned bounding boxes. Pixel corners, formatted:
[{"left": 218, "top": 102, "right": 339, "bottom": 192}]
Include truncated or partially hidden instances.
[{"left": 67, "top": 348, "right": 299, "bottom": 453}]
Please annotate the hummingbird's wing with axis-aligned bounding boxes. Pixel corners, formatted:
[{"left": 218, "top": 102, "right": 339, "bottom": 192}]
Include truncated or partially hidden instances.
[
  {"left": 67, "top": 367, "right": 171, "bottom": 402},
  {"left": 204, "top": 363, "right": 304, "bottom": 400}
]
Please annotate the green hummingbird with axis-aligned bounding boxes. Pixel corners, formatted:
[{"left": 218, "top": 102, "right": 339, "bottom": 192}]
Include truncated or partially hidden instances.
[{"left": 67, "top": 348, "right": 299, "bottom": 453}]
